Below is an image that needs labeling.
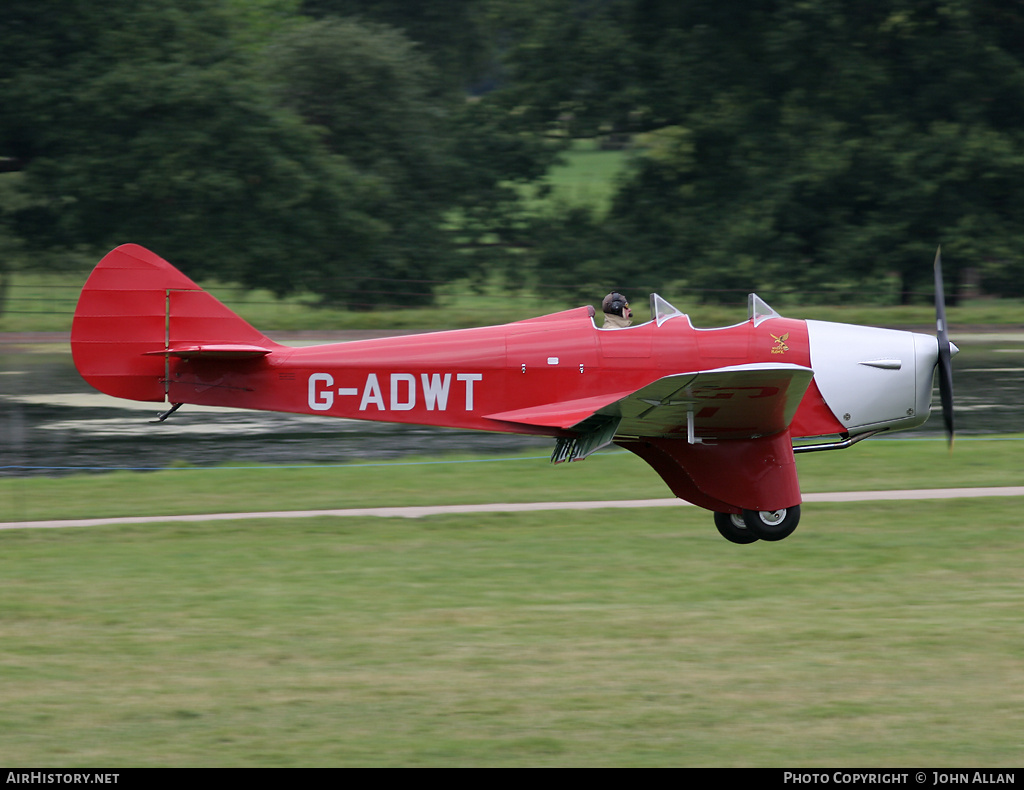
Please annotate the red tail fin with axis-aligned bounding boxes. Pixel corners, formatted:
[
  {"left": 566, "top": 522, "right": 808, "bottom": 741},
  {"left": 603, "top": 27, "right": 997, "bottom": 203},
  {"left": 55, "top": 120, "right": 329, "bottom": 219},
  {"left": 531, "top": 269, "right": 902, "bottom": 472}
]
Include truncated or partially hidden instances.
[{"left": 71, "top": 244, "right": 278, "bottom": 402}]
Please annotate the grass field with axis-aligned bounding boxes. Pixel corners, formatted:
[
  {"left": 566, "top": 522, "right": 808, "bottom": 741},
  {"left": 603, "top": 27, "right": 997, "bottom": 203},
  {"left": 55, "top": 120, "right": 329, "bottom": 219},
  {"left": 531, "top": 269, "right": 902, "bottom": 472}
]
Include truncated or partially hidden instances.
[
  {"left": 1, "top": 441, "right": 1023, "bottom": 766},
  {"left": 530, "top": 138, "right": 631, "bottom": 212},
  {"left": 0, "top": 437, "right": 1020, "bottom": 522}
]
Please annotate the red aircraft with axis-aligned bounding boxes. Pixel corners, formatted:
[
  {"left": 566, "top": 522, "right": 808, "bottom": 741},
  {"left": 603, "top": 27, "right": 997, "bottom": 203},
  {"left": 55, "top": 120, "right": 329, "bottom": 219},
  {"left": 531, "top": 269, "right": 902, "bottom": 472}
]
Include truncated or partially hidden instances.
[{"left": 71, "top": 244, "right": 956, "bottom": 543}]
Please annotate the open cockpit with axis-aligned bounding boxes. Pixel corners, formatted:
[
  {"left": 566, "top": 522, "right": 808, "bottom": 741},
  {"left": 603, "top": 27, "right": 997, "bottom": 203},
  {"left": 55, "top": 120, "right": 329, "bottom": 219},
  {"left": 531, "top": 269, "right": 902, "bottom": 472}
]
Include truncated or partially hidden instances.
[{"left": 594, "top": 291, "right": 782, "bottom": 330}]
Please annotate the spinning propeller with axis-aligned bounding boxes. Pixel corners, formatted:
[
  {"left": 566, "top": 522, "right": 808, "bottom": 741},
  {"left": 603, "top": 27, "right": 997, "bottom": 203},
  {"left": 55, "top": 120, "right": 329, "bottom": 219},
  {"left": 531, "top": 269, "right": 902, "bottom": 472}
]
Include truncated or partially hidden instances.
[{"left": 933, "top": 246, "right": 955, "bottom": 446}]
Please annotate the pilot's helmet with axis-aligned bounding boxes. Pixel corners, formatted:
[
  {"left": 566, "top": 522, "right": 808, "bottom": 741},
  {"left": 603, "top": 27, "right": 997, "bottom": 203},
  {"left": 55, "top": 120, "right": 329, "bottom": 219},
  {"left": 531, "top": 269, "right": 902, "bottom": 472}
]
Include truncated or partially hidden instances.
[{"left": 602, "top": 292, "right": 629, "bottom": 317}]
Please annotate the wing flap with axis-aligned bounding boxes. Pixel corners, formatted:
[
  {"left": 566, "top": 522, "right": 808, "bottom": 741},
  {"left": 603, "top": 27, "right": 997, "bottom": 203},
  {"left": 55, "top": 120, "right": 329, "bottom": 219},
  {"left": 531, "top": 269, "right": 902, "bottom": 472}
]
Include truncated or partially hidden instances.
[{"left": 551, "top": 416, "right": 621, "bottom": 463}]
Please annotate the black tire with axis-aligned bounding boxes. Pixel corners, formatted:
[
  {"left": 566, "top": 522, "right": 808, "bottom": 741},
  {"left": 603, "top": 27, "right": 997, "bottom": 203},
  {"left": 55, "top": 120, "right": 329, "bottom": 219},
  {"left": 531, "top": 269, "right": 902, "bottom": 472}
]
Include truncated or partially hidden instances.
[
  {"left": 714, "top": 511, "right": 761, "bottom": 544},
  {"left": 742, "top": 505, "right": 800, "bottom": 541}
]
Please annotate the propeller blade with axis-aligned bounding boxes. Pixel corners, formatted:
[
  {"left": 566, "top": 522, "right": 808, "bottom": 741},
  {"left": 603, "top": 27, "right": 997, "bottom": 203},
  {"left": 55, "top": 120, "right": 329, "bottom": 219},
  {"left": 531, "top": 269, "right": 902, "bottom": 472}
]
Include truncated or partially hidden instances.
[{"left": 933, "top": 246, "right": 955, "bottom": 446}]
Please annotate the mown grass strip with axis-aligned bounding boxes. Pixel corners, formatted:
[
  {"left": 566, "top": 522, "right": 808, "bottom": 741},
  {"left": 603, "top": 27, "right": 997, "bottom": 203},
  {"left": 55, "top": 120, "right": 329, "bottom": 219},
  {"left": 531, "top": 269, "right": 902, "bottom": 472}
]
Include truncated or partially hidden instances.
[
  {"left": 1, "top": 438, "right": 1022, "bottom": 523},
  {"left": 0, "top": 498, "right": 1022, "bottom": 766}
]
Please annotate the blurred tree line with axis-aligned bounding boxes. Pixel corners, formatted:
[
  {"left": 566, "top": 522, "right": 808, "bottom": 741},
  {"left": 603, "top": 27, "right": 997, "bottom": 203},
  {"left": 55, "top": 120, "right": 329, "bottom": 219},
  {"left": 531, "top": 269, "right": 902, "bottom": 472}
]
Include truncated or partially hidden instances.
[{"left": 2, "top": 0, "right": 1024, "bottom": 310}]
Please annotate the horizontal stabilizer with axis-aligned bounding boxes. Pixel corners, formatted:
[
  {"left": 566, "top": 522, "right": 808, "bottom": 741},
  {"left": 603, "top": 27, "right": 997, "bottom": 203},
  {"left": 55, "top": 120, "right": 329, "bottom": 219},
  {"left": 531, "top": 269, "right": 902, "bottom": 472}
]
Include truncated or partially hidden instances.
[{"left": 144, "top": 344, "right": 273, "bottom": 359}]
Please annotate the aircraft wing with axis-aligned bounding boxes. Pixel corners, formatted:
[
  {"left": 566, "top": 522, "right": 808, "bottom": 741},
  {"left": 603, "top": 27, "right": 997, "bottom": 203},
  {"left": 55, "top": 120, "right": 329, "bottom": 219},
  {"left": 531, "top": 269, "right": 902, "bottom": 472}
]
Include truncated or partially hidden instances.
[
  {"left": 486, "top": 363, "right": 815, "bottom": 462},
  {"left": 600, "top": 363, "right": 815, "bottom": 440}
]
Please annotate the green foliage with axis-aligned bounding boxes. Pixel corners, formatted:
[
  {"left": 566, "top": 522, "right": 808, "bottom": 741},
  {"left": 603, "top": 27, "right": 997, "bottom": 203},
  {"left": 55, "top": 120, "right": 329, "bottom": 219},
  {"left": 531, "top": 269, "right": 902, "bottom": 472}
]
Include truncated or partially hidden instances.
[
  {"left": 5, "top": 264, "right": 1024, "bottom": 333},
  {"left": 300, "top": 0, "right": 498, "bottom": 91},
  {"left": 487, "top": 0, "right": 1024, "bottom": 303},
  {"left": 0, "top": 1, "right": 547, "bottom": 308},
  {"left": 0, "top": 0, "right": 382, "bottom": 298},
  {"left": 4, "top": 0, "right": 1024, "bottom": 313},
  {"left": 261, "top": 18, "right": 461, "bottom": 304}
]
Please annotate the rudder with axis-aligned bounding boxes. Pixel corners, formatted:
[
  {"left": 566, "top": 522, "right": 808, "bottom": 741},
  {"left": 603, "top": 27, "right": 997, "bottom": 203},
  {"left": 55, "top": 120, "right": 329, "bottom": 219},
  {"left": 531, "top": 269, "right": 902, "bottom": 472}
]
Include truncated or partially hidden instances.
[{"left": 71, "top": 244, "right": 277, "bottom": 402}]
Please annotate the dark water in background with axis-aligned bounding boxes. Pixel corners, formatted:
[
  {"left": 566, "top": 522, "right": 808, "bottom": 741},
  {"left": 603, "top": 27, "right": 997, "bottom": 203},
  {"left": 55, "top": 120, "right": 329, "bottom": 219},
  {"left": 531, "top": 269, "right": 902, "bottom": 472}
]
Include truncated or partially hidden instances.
[
  {"left": 0, "top": 343, "right": 552, "bottom": 476},
  {"left": 1, "top": 335, "right": 1022, "bottom": 477}
]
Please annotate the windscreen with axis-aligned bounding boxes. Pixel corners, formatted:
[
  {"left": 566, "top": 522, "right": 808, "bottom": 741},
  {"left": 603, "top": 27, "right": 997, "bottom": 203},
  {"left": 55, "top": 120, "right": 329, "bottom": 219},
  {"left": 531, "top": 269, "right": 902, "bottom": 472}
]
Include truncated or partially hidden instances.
[{"left": 650, "top": 293, "right": 686, "bottom": 326}]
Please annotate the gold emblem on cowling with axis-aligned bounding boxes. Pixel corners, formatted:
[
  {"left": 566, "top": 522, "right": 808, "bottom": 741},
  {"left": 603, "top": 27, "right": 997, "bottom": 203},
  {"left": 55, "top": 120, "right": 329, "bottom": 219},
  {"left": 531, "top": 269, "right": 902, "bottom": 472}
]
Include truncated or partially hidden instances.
[{"left": 770, "top": 332, "right": 790, "bottom": 354}]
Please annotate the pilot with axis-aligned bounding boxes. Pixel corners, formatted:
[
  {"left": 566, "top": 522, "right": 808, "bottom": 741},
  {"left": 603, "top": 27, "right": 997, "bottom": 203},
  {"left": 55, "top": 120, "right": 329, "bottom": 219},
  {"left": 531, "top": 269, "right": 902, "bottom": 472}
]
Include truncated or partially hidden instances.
[{"left": 601, "top": 292, "right": 633, "bottom": 329}]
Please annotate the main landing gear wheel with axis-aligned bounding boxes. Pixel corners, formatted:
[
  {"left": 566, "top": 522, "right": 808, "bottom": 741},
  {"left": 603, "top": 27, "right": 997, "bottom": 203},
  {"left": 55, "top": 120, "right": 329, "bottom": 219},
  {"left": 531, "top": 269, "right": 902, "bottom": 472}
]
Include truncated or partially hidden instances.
[
  {"left": 742, "top": 505, "right": 800, "bottom": 541},
  {"left": 714, "top": 512, "right": 760, "bottom": 544}
]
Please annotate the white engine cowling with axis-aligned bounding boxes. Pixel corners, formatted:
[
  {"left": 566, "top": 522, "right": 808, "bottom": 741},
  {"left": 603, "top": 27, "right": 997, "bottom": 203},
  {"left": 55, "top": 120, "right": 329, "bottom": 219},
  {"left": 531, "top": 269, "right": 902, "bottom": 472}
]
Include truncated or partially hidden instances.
[{"left": 807, "top": 320, "right": 954, "bottom": 435}]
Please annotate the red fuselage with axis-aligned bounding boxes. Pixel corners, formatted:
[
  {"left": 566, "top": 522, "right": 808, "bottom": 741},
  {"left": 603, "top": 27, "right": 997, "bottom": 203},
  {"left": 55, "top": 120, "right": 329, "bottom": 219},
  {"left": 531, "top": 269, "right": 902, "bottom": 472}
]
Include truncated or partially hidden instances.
[{"left": 163, "top": 307, "right": 845, "bottom": 440}]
